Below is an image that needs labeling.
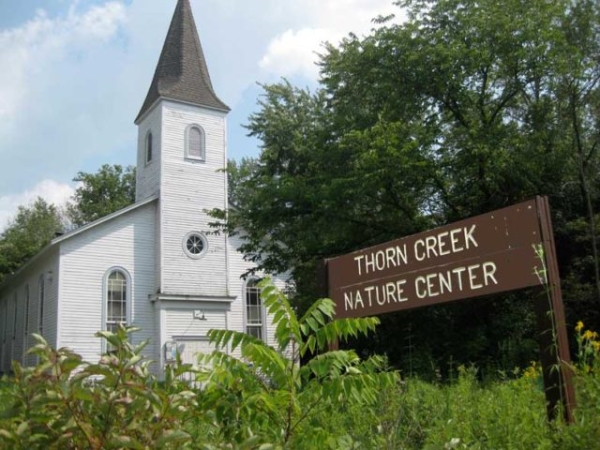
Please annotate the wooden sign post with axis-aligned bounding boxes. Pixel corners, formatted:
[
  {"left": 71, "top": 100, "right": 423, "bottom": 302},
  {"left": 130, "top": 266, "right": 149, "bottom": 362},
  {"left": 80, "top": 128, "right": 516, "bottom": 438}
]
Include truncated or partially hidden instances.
[{"left": 325, "top": 197, "right": 574, "bottom": 422}]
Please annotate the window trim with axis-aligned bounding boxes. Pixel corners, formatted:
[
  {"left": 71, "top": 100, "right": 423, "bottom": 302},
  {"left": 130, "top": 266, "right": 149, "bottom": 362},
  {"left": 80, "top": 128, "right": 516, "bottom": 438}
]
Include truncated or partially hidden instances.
[
  {"left": 38, "top": 275, "right": 45, "bottom": 336},
  {"left": 102, "top": 267, "right": 132, "bottom": 351},
  {"left": 23, "top": 283, "right": 30, "bottom": 365},
  {"left": 145, "top": 130, "right": 153, "bottom": 165},
  {"left": 12, "top": 292, "right": 17, "bottom": 340},
  {"left": 24, "top": 284, "right": 30, "bottom": 336},
  {"left": 244, "top": 278, "right": 265, "bottom": 342},
  {"left": 182, "top": 231, "right": 208, "bottom": 259},
  {"left": 2, "top": 301, "right": 7, "bottom": 344},
  {"left": 184, "top": 124, "right": 206, "bottom": 161}
]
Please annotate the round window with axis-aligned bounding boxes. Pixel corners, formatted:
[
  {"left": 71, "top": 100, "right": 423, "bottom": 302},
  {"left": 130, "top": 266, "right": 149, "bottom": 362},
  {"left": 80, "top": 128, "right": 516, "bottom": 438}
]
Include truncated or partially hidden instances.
[{"left": 183, "top": 232, "right": 208, "bottom": 258}]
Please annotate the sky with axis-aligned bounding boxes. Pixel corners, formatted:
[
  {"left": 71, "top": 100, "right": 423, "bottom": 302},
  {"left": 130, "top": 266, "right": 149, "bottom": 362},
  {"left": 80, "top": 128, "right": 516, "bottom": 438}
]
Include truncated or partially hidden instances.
[{"left": 0, "top": 0, "right": 402, "bottom": 230}]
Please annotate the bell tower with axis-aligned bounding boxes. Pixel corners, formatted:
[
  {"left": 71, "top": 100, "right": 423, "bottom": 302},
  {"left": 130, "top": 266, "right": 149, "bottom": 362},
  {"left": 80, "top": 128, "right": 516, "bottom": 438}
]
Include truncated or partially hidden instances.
[{"left": 134, "top": 0, "right": 231, "bottom": 297}]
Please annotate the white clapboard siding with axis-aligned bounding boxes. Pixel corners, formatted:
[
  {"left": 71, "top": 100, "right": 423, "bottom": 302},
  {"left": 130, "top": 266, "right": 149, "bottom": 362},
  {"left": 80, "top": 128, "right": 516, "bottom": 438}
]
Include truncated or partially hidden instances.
[
  {"left": 227, "top": 233, "right": 291, "bottom": 354},
  {"left": 58, "top": 201, "right": 158, "bottom": 364},
  {"left": 0, "top": 249, "right": 61, "bottom": 371},
  {"left": 136, "top": 105, "right": 162, "bottom": 203},
  {"left": 165, "top": 307, "right": 226, "bottom": 366},
  {"left": 166, "top": 307, "right": 227, "bottom": 338},
  {"left": 159, "top": 101, "right": 229, "bottom": 296}
]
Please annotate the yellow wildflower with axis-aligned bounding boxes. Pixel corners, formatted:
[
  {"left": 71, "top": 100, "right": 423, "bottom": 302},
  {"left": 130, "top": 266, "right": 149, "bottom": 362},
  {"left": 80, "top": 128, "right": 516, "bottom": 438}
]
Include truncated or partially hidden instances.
[
  {"left": 576, "top": 321, "right": 584, "bottom": 332},
  {"left": 523, "top": 361, "right": 540, "bottom": 379},
  {"left": 583, "top": 330, "right": 597, "bottom": 340}
]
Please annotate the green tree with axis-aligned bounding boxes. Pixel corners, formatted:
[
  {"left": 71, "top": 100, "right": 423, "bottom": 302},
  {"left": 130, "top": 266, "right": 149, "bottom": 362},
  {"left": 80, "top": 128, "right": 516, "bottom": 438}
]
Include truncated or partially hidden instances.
[
  {"left": 67, "top": 164, "right": 136, "bottom": 227},
  {"left": 0, "top": 198, "right": 64, "bottom": 283},
  {"left": 217, "top": 81, "right": 436, "bottom": 310},
  {"left": 221, "top": 0, "right": 600, "bottom": 371}
]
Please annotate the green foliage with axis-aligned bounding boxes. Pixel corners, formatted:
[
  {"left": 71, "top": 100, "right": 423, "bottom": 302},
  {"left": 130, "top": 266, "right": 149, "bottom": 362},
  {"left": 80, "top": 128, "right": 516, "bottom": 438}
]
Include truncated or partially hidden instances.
[
  {"left": 218, "top": 0, "right": 600, "bottom": 372},
  {"left": 0, "top": 318, "right": 599, "bottom": 448},
  {"left": 0, "top": 326, "right": 196, "bottom": 449},
  {"left": 0, "top": 197, "right": 64, "bottom": 283},
  {"left": 553, "top": 323, "right": 600, "bottom": 449},
  {"left": 66, "top": 164, "right": 136, "bottom": 227},
  {"left": 0, "top": 164, "right": 136, "bottom": 282},
  {"left": 198, "top": 279, "right": 397, "bottom": 449}
]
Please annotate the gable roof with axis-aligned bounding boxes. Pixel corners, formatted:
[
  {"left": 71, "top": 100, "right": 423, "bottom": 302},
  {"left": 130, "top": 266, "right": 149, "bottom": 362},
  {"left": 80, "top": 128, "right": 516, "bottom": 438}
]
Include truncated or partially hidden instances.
[
  {"left": 0, "top": 196, "right": 158, "bottom": 292},
  {"left": 135, "top": 0, "right": 229, "bottom": 123}
]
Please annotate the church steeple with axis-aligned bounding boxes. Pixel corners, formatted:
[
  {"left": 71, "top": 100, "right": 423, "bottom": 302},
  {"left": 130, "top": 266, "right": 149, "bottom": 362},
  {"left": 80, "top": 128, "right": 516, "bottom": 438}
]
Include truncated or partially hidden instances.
[{"left": 135, "top": 0, "right": 229, "bottom": 123}]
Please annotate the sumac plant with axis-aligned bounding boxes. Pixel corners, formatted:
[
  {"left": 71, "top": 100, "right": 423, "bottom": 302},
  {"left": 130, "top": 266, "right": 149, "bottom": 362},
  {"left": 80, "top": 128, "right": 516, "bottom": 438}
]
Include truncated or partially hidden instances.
[{"left": 196, "top": 279, "right": 398, "bottom": 449}]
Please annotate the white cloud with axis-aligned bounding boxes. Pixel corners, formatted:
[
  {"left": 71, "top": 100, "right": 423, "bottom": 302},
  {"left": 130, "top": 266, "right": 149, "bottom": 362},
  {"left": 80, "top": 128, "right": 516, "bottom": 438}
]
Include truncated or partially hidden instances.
[
  {"left": 0, "top": 0, "right": 406, "bottom": 217},
  {"left": 0, "top": 179, "right": 74, "bottom": 232},
  {"left": 260, "top": 28, "right": 341, "bottom": 79},
  {"left": 0, "top": 2, "right": 126, "bottom": 128},
  {"left": 258, "top": 0, "right": 402, "bottom": 80},
  {"left": 0, "top": 1, "right": 129, "bottom": 196}
]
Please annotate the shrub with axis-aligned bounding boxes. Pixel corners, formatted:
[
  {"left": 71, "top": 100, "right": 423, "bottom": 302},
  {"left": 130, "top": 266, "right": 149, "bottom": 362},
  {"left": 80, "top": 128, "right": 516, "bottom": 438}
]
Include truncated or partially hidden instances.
[
  {"left": 193, "top": 278, "right": 399, "bottom": 449},
  {"left": 0, "top": 327, "right": 196, "bottom": 449}
]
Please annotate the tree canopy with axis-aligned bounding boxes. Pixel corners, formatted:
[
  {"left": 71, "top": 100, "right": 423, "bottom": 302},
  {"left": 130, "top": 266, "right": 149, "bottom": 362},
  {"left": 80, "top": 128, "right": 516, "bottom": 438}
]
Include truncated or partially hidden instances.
[
  {"left": 66, "top": 164, "right": 136, "bottom": 227},
  {"left": 0, "top": 164, "right": 136, "bottom": 283},
  {"left": 0, "top": 198, "right": 64, "bottom": 284},
  {"left": 221, "top": 0, "right": 600, "bottom": 372}
]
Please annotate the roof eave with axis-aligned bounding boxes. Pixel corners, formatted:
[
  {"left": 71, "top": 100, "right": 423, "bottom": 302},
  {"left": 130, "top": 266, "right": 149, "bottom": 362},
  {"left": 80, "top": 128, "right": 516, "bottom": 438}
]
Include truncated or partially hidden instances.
[
  {"left": 134, "top": 96, "right": 230, "bottom": 125},
  {"left": 0, "top": 195, "right": 159, "bottom": 292}
]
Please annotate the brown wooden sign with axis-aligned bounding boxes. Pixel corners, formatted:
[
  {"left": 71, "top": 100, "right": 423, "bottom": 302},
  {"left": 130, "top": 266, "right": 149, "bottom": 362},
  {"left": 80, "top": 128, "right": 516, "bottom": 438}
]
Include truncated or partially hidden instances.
[
  {"left": 328, "top": 199, "right": 544, "bottom": 318},
  {"left": 325, "top": 197, "right": 575, "bottom": 423}
]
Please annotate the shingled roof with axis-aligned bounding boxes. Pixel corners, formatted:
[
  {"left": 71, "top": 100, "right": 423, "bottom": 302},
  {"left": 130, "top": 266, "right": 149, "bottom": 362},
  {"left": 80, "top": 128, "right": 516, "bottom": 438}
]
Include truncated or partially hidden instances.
[{"left": 135, "top": 0, "right": 229, "bottom": 123}]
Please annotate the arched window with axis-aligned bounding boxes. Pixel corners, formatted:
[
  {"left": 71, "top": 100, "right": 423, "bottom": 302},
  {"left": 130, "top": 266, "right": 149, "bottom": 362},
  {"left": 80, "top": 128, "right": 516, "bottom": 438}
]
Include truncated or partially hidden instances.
[
  {"left": 185, "top": 124, "right": 205, "bottom": 161},
  {"left": 12, "top": 292, "right": 17, "bottom": 340},
  {"left": 245, "top": 279, "right": 264, "bottom": 340},
  {"left": 24, "top": 284, "right": 30, "bottom": 336},
  {"left": 106, "top": 269, "right": 129, "bottom": 334},
  {"left": 24, "top": 284, "right": 30, "bottom": 364},
  {"left": 2, "top": 300, "right": 6, "bottom": 344},
  {"left": 145, "top": 131, "right": 153, "bottom": 164},
  {"left": 38, "top": 275, "right": 45, "bottom": 335}
]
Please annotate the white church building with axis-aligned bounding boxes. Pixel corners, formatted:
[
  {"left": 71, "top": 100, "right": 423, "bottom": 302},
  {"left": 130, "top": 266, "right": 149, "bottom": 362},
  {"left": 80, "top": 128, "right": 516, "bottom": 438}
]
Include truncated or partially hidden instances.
[{"left": 0, "top": 0, "right": 286, "bottom": 376}]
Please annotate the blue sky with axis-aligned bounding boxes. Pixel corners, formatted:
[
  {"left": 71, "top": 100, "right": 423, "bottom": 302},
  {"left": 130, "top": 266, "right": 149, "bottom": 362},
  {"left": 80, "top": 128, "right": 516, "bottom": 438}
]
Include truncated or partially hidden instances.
[{"left": 0, "top": 0, "right": 401, "bottom": 229}]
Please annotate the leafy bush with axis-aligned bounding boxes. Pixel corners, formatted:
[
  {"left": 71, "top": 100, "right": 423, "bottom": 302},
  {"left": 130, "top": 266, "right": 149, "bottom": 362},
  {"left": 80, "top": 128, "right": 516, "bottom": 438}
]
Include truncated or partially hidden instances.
[
  {"left": 0, "top": 280, "right": 397, "bottom": 449},
  {"left": 193, "top": 279, "right": 398, "bottom": 449},
  {"left": 0, "top": 284, "right": 598, "bottom": 449},
  {"left": 0, "top": 327, "right": 195, "bottom": 449}
]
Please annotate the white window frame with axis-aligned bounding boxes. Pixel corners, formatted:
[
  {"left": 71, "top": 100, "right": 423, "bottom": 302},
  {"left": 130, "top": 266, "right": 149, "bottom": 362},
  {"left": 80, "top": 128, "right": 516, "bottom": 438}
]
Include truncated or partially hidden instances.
[
  {"left": 145, "top": 130, "right": 153, "bottom": 165},
  {"left": 184, "top": 124, "right": 206, "bottom": 161},
  {"left": 2, "top": 300, "right": 7, "bottom": 344},
  {"left": 12, "top": 292, "right": 17, "bottom": 340},
  {"left": 103, "top": 267, "right": 132, "bottom": 351},
  {"left": 24, "top": 284, "right": 30, "bottom": 337},
  {"left": 182, "top": 231, "right": 208, "bottom": 259},
  {"left": 23, "top": 284, "right": 30, "bottom": 365},
  {"left": 244, "top": 278, "right": 265, "bottom": 341},
  {"left": 38, "top": 275, "right": 45, "bottom": 336}
]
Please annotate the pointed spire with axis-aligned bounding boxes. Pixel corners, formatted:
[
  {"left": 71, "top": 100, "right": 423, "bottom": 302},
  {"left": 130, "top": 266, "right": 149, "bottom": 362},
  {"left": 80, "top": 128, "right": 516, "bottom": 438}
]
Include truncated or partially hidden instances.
[{"left": 135, "top": 0, "right": 229, "bottom": 123}]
